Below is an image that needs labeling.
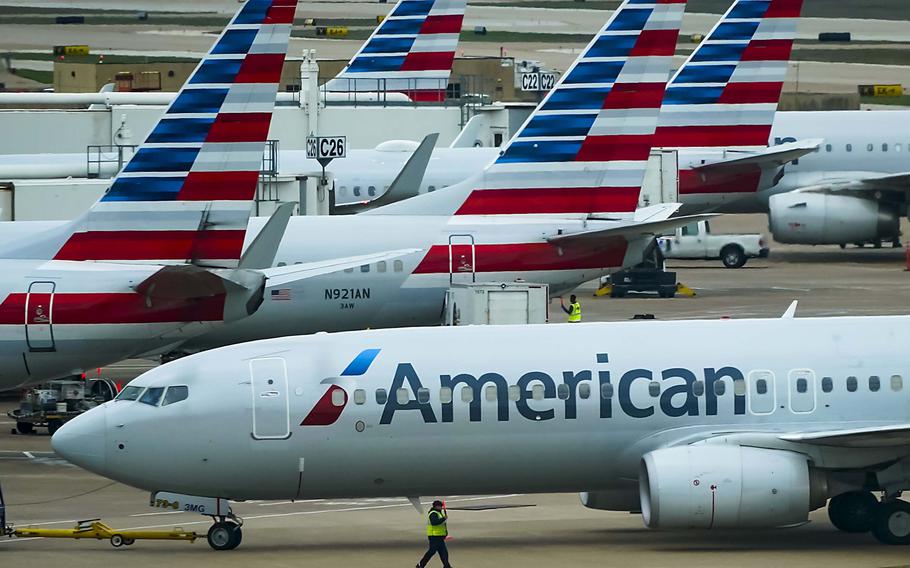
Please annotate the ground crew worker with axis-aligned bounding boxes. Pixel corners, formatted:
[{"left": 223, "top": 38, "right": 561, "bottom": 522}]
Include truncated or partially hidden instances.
[
  {"left": 560, "top": 295, "right": 582, "bottom": 323},
  {"left": 417, "top": 500, "right": 452, "bottom": 568}
]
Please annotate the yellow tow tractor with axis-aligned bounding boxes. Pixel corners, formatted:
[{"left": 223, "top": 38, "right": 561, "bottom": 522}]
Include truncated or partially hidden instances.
[{"left": 1, "top": 482, "right": 200, "bottom": 547}]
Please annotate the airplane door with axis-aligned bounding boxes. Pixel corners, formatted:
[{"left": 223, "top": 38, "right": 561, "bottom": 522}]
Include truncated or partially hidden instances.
[
  {"left": 25, "top": 281, "right": 55, "bottom": 352},
  {"left": 250, "top": 357, "right": 290, "bottom": 440},
  {"left": 747, "top": 370, "right": 775, "bottom": 414},
  {"left": 788, "top": 369, "right": 816, "bottom": 413},
  {"left": 448, "top": 234, "right": 476, "bottom": 284}
]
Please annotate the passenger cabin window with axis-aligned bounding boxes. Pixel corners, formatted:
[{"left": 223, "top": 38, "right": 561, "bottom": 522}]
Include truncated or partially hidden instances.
[
  {"left": 162, "top": 386, "right": 189, "bottom": 406},
  {"left": 396, "top": 388, "right": 409, "bottom": 405},
  {"left": 578, "top": 383, "right": 591, "bottom": 399},
  {"left": 339, "top": 186, "right": 347, "bottom": 196},
  {"left": 368, "top": 186, "right": 376, "bottom": 197},
  {"left": 485, "top": 385, "right": 497, "bottom": 402},
  {"left": 360, "top": 264, "right": 370, "bottom": 273},
  {"left": 532, "top": 384, "right": 545, "bottom": 401},
  {"left": 821, "top": 377, "right": 833, "bottom": 393},
  {"left": 461, "top": 386, "right": 474, "bottom": 403},
  {"left": 883, "top": 143, "right": 889, "bottom": 152},
  {"left": 846, "top": 144, "right": 852, "bottom": 152},
  {"left": 896, "top": 144, "right": 903, "bottom": 152},
  {"left": 713, "top": 380, "right": 726, "bottom": 396},
  {"left": 755, "top": 379, "right": 768, "bottom": 395},
  {"left": 344, "top": 267, "right": 354, "bottom": 273},
  {"left": 648, "top": 381, "right": 660, "bottom": 397},
  {"left": 417, "top": 388, "right": 430, "bottom": 404},
  {"left": 601, "top": 383, "right": 614, "bottom": 399},
  {"left": 394, "top": 260, "right": 404, "bottom": 272},
  {"left": 139, "top": 387, "right": 165, "bottom": 406},
  {"left": 508, "top": 385, "right": 520, "bottom": 402},
  {"left": 891, "top": 375, "right": 903, "bottom": 391},
  {"left": 277, "top": 262, "right": 287, "bottom": 267},
  {"left": 440, "top": 387, "right": 453, "bottom": 404},
  {"left": 733, "top": 378, "right": 746, "bottom": 396},
  {"left": 428, "top": 185, "right": 436, "bottom": 192},
  {"left": 693, "top": 380, "right": 705, "bottom": 396},
  {"left": 353, "top": 186, "right": 361, "bottom": 196},
  {"left": 377, "top": 261, "right": 387, "bottom": 273},
  {"left": 869, "top": 376, "right": 881, "bottom": 392},
  {"left": 353, "top": 389, "right": 366, "bottom": 405},
  {"left": 557, "top": 384, "right": 570, "bottom": 400},
  {"left": 332, "top": 388, "right": 346, "bottom": 407},
  {"left": 375, "top": 388, "right": 388, "bottom": 405},
  {"left": 796, "top": 378, "right": 807, "bottom": 393},
  {"left": 117, "top": 386, "right": 144, "bottom": 401},
  {"left": 867, "top": 143, "right": 874, "bottom": 152},
  {"left": 825, "top": 144, "right": 832, "bottom": 152},
  {"left": 847, "top": 376, "right": 858, "bottom": 392}
]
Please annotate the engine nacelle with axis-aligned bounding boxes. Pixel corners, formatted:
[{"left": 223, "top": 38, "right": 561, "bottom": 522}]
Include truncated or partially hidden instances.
[
  {"left": 580, "top": 488, "right": 640, "bottom": 512},
  {"left": 769, "top": 192, "right": 899, "bottom": 245},
  {"left": 640, "top": 445, "right": 825, "bottom": 529}
]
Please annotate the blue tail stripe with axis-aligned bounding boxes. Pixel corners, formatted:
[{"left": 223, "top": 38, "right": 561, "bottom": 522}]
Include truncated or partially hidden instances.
[
  {"left": 607, "top": 7, "right": 652, "bottom": 31},
  {"left": 102, "top": 177, "right": 185, "bottom": 201},
  {"left": 168, "top": 88, "right": 229, "bottom": 114},
  {"left": 189, "top": 59, "right": 244, "bottom": 85},
  {"left": 362, "top": 36, "right": 417, "bottom": 54},
  {"left": 497, "top": 140, "right": 584, "bottom": 164},
  {"left": 376, "top": 18, "right": 424, "bottom": 35},
  {"left": 689, "top": 43, "right": 747, "bottom": 63},
  {"left": 146, "top": 117, "right": 216, "bottom": 144},
  {"left": 341, "top": 349, "right": 382, "bottom": 376},
  {"left": 541, "top": 87, "right": 612, "bottom": 111},
  {"left": 728, "top": 0, "right": 770, "bottom": 19},
  {"left": 519, "top": 114, "right": 598, "bottom": 138},
  {"left": 563, "top": 61, "right": 624, "bottom": 85},
  {"left": 212, "top": 29, "right": 259, "bottom": 55},
  {"left": 662, "top": 85, "right": 725, "bottom": 105},
  {"left": 235, "top": 0, "right": 271, "bottom": 25},
  {"left": 674, "top": 64, "right": 737, "bottom": 84},
  {"left": 588, "top": 34, "right": 637, "bottom": 58},
  {"left": 348, "top": 55, "right": 407, "bottom": 73},
  {"left": 123, "top": 148, "right": 200, "bottom": 173},
  {"left": 712, "top": 21, "right": 760, "bottom": 41},
  {"left": 392, "top": 0, "right": 434, "bottom": 17}
]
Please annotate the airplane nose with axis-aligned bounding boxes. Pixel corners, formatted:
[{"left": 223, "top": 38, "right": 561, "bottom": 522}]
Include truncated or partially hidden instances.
[{"left": 52, "top": 404, "right": 108, "bottom": 474}]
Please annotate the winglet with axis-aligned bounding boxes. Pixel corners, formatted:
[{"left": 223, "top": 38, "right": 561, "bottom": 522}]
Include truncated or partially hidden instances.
[
  {"left": 782, "top": 300, "right": 798, "bottom": 319},
  {"left": 370, "top": 133, "right": 439, "bottom": 207},
  {"left": 239, "top": 202, "right": 296, "bottom": 270}
]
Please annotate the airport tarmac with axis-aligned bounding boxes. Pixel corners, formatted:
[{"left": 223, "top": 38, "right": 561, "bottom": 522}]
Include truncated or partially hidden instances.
[{"left": 3, "top": 215, "right": 910, "bottom": 565}]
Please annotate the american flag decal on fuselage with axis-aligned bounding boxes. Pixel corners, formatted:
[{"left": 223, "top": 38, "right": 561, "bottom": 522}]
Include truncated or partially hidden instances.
[
  {"left": 324, "top": 0, "right": 467, "bottom": 102},
  {"left": 52, "top": 0, "right": 297, "bottom": 267}
]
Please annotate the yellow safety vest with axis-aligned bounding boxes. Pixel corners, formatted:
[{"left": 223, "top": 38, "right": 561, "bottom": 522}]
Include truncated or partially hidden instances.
[
  {"left": 426, "top": 509, "right": 448, "bottom": 537},
  {"left": 568, "top": 302, "right": 582, "bottom": 323}
]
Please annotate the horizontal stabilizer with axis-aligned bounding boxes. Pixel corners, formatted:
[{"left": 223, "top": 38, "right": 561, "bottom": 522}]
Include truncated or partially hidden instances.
[
  {"left": 239, "top": 202, "right": 296, "bottom": 270},
  {"left": 694, "top": 139, "right": 822, "bottom": 173},
  {"left": 549, "top": 214, "right": 717, "bottom": 246},
  {"left": 340, "top": 134, "right": 438, "bottom": 211},
  {"left": 780, "top": 424, "right": 910, "bottom": 448},
  {"left": 260, "top": 248, "right": 422, "bottom": 288}
]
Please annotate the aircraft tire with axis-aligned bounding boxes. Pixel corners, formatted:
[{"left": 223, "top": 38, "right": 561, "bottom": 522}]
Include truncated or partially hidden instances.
[
  {"left": 872, "top": 500, "right": 910, "bottom": 545},
  {"left": 227, "top": 525, "right": 243, "bottom": 550},
  {"left": 208, "top": 522, "right": 238, "bottom": 551},
  {"left": 828, "top": 492, "right": 878, "bottom": 533},
  {"left": 15, "top": 422, "right": 33, "bottom": 435}
]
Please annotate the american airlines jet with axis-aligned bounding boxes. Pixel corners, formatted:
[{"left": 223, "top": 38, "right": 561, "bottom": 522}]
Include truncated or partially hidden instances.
[{"left": 53, "top": 308, "right": 910, "bottom": 549}]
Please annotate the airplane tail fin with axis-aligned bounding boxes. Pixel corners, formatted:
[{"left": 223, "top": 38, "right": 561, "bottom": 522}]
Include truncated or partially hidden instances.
[
  {"left": 655, "top": 0, "right": 804, "bottom": 148},
  {"left": 7, "top": 0, "right": 297, "bottom": 267},
  {"left": 368, "top": 0, "right": 686, "bottom": 217},
  {"left": 324, "top": 0, "right": 467, "bottom": 102}
]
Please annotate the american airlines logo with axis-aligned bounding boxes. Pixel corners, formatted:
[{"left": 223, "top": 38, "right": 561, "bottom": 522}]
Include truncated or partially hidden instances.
[{"left": 302, "top": 350, "right": 748, "bottom": 426}]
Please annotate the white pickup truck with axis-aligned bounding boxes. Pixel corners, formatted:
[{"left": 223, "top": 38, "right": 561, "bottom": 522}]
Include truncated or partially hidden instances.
[{"left": 658, "top": 220, "right": 769, "bottom": 268}]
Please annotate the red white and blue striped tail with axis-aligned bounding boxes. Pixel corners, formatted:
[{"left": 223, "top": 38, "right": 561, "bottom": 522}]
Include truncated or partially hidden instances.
[
  {"left": 655, "top": 0, "right": 804, "bottom": 149},
  {"left": 48, "top": 0, "right": 297, "bottom": 267},
  {"left": 323, "top": 0, "right": 466, "bottom": 102},
  {"left": 453, "top": 0, "right": 687, "bottom": 216}
]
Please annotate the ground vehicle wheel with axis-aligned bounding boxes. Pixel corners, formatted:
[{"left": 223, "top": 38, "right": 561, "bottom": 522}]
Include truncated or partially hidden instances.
[
  {"left": 47, "top": 419, "right": 62, "bottom": 435},
  {"left": 15, "top": 422, "right": 33, "bottom": 435},
  {"left": 720, "top": 245, "right": 746, "bottom": 268},
  {"left": 110, "top": 534, "right": 124, "bottom": 547},
  {"left": 123, "top": 538, "right": 135, "bottom": 546},
  {"left": 208, "top": 522, "right": 240, "bottom": 551},
  {"left": 872, "top": 500, "right": 910, "bottom": 545},
  {"left": 828, "top": 491, "right": 878, "bottom": 533}
]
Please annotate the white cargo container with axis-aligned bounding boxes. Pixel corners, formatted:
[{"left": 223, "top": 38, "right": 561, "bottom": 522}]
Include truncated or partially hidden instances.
[{"left": 444, "top": 282, "right": 549, "bottom": 326}]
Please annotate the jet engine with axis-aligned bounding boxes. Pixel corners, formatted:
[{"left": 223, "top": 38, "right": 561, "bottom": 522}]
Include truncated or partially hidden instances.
[
  {"left": 580, "top": 488, "right": 641, "bottom": 512},
  {"left": 769, "top": 192, "right": 899, "bottom": 245},
  {"left": 639, "top": 445, "right": 827, "bottom": 529}
]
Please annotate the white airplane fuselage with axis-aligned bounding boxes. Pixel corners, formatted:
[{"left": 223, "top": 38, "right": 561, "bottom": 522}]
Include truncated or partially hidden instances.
[{"left": 54, "top": 315, "right": 910, "bottom": 502}]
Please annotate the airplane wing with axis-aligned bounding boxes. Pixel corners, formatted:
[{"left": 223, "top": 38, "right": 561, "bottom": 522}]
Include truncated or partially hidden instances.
[
  {"left": 694, "top": 139, "right": 823, "bottom": 173},
  {"left": 780, "top": 424, "right": 910, "bottom": 448},
  {"left": 548, "top": 214, "right": 718, "bottom": 246},
  {"left": 260, "top": 248, "right": 422, "bottom": 287}
]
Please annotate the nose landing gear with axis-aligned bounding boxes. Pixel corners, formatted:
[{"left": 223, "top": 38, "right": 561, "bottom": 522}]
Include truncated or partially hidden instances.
[{"left": 206, "top": 515, "right": 243, "bottom": 551}]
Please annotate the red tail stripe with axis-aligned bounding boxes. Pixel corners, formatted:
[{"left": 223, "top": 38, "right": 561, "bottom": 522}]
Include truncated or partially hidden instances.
[
  {"left": 420, "top": 14, "right": 464, "bottom": 34},
  {"left": 652, "top": 125, "right": 771, "bottom": 148},
  {"left": 576, "top": 134, "right": 654, "bottom": 162},
  {"left": 718, "top": 81, "right": 784, "bottom": 104},
  {"left": 630, "top": 29, "right": 680, "bottom": 57},
  {"left": 265, "top": 4, "right": 296, "bottom": 24},
  {"left": 413, "top": 242, "right": 629, "bottom": 274},
  {"left": 455, "top": 187, "right": 640, "bottom": 215},
  {"left": 235, "top": 53, "right": 285, "bottom": 84},
  {"left": 602, "top": 82, "right": 666, "bottom": 109},
  {"left": 206, "top": 112, "right": 272, "bottom": 143},
  {"left": 741, "top": 39, "right": 793, "bottom": 62},
  {"left": 177, "top": 170, "right": 260, "bottom": 200},
  {"left": 765, "top": 0, "right": 804, "bottom": 18},
  {"left": 400, "top": 51, "right": 456, "bottom": 72},
  {"left": 54, "top": 230, "right": 246, "bottom": 262},
  {"left": 1, "top": 292, "right": 225, "bottom": 325},
  {"left": 399, "top": 90, "right": 447, "bottom": 102},
  {"left": 679, "top": 168, "right": 764, "bottom": 195}
]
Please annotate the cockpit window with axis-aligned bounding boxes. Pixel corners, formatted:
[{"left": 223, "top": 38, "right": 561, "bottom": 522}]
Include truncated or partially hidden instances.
[
  {"left": 116, "top": 386, "right": 144, "bottom": 401},
  {"left": 139, "top": 387, "right": 165, "bottom": 406},
  {"left": 162, "top": 386, "right": 189, "bottom": 406}
]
